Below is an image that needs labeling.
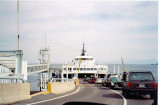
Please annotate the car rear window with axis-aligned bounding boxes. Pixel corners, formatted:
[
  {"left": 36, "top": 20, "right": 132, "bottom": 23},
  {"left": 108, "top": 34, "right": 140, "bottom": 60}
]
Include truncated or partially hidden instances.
[
  {"left": 110, "top": 77, "right": 122, "bottom": 82},
  {"left": 130, "top": 72, "right": 154, "bottom": 81}
]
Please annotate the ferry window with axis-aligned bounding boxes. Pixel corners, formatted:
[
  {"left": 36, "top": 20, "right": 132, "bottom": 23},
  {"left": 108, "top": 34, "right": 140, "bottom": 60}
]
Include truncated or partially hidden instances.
[
  {"left": 104, "top": 68, "right": 107, "bottom": 70},
  {"left": 73, "top": 68, "right": 76, "bottom": 70},
  {"left": 80, "top": 68, "right": 83, "bottom": 70},
  {"left": 94, "top": 68, "right": 97, "bottom": 70},
  {"left": 68, "top": 68, "right": 72, "bottom": 71},
  {"left": 88, "top": 58, "right": 93, "bottom": 60},
  {"left": 63, "top": 68, "right": 66, "bottom": 70},
  {"left": 101, "top": 68, "right": 103, "bottom": 70},
  {"left": 84, "top": 68, "right": 86, "bottom": 70},
  {"left": 91, "top": 68, "right": 93, "bottom": 70},
  {"left": 87, "top": 68, "right": 90, "bottom": 70}
]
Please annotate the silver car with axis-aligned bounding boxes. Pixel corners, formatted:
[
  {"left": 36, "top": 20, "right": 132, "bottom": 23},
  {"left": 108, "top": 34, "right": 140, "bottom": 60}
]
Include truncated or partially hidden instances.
[{"left": 95, "top": 78, "right": 103, "bottom": 84}]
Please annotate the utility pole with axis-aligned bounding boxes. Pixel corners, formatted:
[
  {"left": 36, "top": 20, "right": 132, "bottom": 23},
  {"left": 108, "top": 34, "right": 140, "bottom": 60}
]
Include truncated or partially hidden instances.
[{"left": 17, "top": 0, "right": 20, "bottom": 50}]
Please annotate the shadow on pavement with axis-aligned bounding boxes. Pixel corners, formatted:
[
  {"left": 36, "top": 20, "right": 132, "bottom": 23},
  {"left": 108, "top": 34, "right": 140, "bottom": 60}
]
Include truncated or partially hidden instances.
[
  {"left": 98, "top": 87, "right": 110, "bottom": 90},
  {"left": 30, "top": 91, "right": 41, "bottom": 95},
  {"left": 102, "top": 93, "right": 122, "bottom": 99},
  {"left": 63, "top": 102, "right": 108, "bottom": 105},
  {"left": 124, "top": 94, "right": 151, "bottom": 100},
  {"left": 111, "top": 88, "right": 122, "bottom": 90}
]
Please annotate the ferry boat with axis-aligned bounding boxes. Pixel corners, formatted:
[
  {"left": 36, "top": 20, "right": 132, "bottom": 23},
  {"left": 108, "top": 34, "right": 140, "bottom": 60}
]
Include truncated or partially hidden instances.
[{"left": 62, "top": 43, "right": 108, "bottom": 79}]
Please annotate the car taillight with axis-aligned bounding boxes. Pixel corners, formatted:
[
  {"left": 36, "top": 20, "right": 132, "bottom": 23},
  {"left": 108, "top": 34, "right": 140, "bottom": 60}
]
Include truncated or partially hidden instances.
[
  {"left": 154, "top": 83, "right": 157, "bottom": 88},
  {"left": 107, "top": 79, "right": 108, "bottom": 82},
  {"left": 127, "top": 83, "right": 130, "bottom": 88}
]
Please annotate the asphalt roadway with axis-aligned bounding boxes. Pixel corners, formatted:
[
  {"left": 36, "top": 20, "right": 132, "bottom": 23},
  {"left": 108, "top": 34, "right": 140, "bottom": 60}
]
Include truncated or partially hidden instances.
[{"left": 13, "top": 85, "right": 154, "bottom": 105}]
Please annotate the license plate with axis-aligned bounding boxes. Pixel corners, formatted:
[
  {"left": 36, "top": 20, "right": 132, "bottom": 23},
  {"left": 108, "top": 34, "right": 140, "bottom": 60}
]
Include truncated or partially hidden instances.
[
  {"left": 139, "top": 84, "right": 145, "bottom": 88},
  {"left": 115, "top": 84, "right": 118, "bottom": 87}
]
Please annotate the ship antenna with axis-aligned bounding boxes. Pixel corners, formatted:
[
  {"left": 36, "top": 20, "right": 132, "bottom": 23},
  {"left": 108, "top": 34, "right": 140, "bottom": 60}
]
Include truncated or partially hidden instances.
[
  {"left": 45, "top": 34, "right": 46, "bottom": 49},
  {"left": 81, "top": 42, "right": 86, "bottom": 56}
]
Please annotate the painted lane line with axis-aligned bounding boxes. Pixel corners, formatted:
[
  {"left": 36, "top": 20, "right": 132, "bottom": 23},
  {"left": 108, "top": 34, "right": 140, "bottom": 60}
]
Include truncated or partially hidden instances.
[
  {"left": 27, "top": 87, "right": 80, "bottom": 105},
  {"left": 81, "top": 86, "right": 127, "bottom": 105},
  {"left": 80, "top": 87, "right": 107, "bottom": 88},
  {"left": 111, "top": 89, "right": 127, "bottom": 105}
]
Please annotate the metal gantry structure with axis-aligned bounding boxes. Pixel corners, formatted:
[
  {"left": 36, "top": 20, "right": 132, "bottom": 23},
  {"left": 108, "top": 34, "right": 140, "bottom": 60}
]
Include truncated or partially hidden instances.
[
  {"left": 0, "top": 48, "right": 62, "bottom": 92},
  {"left": 0, "top": 0, "right": 61, "bottom": 91},
  {"left": 0, "top": 50, "right": 26, "bottom": 83}
]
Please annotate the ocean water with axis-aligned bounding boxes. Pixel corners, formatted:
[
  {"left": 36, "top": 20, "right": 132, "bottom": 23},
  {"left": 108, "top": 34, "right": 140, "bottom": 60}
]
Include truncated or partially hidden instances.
[
  {"left": 107, "top": 64, "right": 158, "bottom": 81},
  {"left": 27, "top": 64, "right": 158, "bottom": 91}
]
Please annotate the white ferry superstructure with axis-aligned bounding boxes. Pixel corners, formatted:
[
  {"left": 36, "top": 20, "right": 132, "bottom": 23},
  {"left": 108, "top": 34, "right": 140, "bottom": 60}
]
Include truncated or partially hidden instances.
[{"left": 62, "top": 43, "right": 108, "bottom": 78}]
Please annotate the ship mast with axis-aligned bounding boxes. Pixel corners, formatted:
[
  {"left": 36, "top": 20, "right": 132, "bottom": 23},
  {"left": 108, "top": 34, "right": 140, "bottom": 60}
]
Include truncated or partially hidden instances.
[{"left": 81, "top": 43, "right": 86, "bottom": 56}]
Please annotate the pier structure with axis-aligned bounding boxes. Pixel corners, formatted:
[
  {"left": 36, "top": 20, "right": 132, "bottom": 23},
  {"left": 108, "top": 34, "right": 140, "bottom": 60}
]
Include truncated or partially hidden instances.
[
  {"left": 0, "top": 47, "right": 61, "bottom": 87},
  {"left": 0, "top": 50, "right": 25, "bottom": 83},
  {"left": 0, "top": 48, "right": 76, "bottom": 104}
]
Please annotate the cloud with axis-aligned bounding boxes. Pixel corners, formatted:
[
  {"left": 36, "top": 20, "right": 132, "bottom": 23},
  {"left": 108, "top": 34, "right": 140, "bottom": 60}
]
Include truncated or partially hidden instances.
[{"left": 0, "top": 1, "right": 158, "bottom": 64}]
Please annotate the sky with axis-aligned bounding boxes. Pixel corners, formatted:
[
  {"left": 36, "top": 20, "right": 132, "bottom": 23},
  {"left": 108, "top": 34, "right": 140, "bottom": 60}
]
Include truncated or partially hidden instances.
[{"left": 0, "top": 0, "right": 158, "bottom": 64}]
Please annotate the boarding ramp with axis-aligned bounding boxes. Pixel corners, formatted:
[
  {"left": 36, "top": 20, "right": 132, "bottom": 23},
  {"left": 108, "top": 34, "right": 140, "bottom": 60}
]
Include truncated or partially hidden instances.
[
  {"left": 27, "top": 64, "right": 49, "bottom": 75},
  {"left": 0, "top": 50, "right": 26, "bottom": 83}
]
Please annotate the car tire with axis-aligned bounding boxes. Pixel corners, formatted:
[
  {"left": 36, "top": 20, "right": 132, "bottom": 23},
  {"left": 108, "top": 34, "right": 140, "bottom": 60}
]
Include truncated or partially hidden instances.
[
  {"left": 110, "top": 86, "right": 114, "bottom": 89},
  {"left": 122, "top": 90, "right": 125, "bottom": 95},
  {"left": 125, "top": 92, "right": 130, "bottom": 98},
  {"left": 103, "top": 83, "right": 106, "bottom": 87},
  {"left": 122, "top": 90, "right": 129, "bottom": 98},
  {"left": 150, "top": 93, "right": 155, "bottom": 99}
]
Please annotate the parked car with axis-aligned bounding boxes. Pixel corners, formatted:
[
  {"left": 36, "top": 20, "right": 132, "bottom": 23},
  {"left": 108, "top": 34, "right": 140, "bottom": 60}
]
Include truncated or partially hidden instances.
[
  {"left": 102, "top": 74, "right": 122, "bottom": 87},
  {"left": 95, "top": 78, "right": 103, "bottom": 84},
  {"left": 88, "top": 77, "right": 97, "bottom": 84},
  {"left": 108, "top": 76, "right": 123, "bottom": 88},
  {"left": 122, "top": 71, "right": 157, "bottom": 98},
  {"left": 83, "top": 77, "right": 90, "bottom": 83}
]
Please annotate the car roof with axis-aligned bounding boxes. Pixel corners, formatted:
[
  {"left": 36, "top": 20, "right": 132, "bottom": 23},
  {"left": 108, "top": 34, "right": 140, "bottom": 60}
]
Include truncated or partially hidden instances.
[
  {"left": 109, "top": 75, "right": 119, "bottom": 78},
  {"left": 128, "top": 70, "right": 152, "bottom": 73}
]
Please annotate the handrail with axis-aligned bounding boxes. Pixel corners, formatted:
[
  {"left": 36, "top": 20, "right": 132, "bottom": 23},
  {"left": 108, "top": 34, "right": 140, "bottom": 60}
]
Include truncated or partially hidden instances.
[{"left": 50, "top": 77, "right": 74, "bottom": 82}]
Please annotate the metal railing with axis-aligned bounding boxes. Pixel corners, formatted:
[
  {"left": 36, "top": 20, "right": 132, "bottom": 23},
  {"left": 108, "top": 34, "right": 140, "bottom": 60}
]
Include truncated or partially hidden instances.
[
  {"left": 0, "top": 74, "right": 26, "bottom": 83},
  {"left": 50, "top": 78, "right": 74, "bottom": 82},
  {"left": 0, "top": 63, "right": 12, "bottom": 74},
  {"left": 27, "top": 64, "right": 49, "bottom": 75}
]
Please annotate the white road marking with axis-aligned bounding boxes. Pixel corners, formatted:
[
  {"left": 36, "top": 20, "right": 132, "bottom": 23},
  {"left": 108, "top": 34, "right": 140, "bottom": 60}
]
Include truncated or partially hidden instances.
[
  {"left": 111, "top": 89, "right": 127, "bottom": 105},
  {"left": 27, "top": 87, "right": 80, "bottom": 105},
  {"left": 81, "top": 86, "right": 127, "bottom": 105},
  {"left": 27, "top": 86, "right": 126, "bottom": 105},
  {"left": 80, "top": 87, "right": 107, "bottom": 88}
]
